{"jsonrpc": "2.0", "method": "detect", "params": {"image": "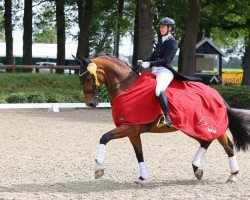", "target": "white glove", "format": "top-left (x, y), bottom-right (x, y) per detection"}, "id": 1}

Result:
top-left (137, 60), bottom-right (143, 67)
top-left (142, 62), bottom-right (150, 68)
